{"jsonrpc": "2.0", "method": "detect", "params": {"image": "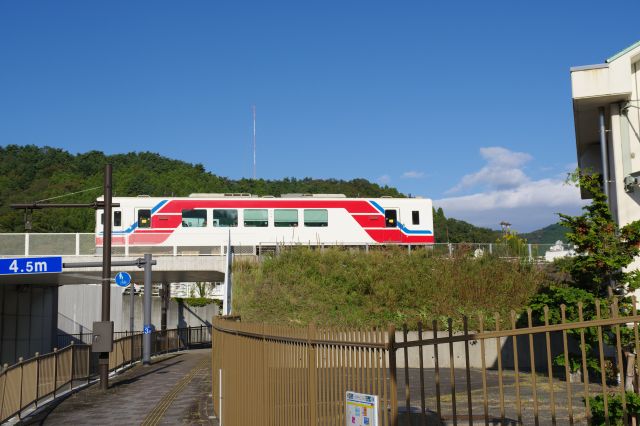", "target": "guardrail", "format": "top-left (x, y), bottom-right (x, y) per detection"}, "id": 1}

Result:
top-left (0, 325), bottom-right (211, 423)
